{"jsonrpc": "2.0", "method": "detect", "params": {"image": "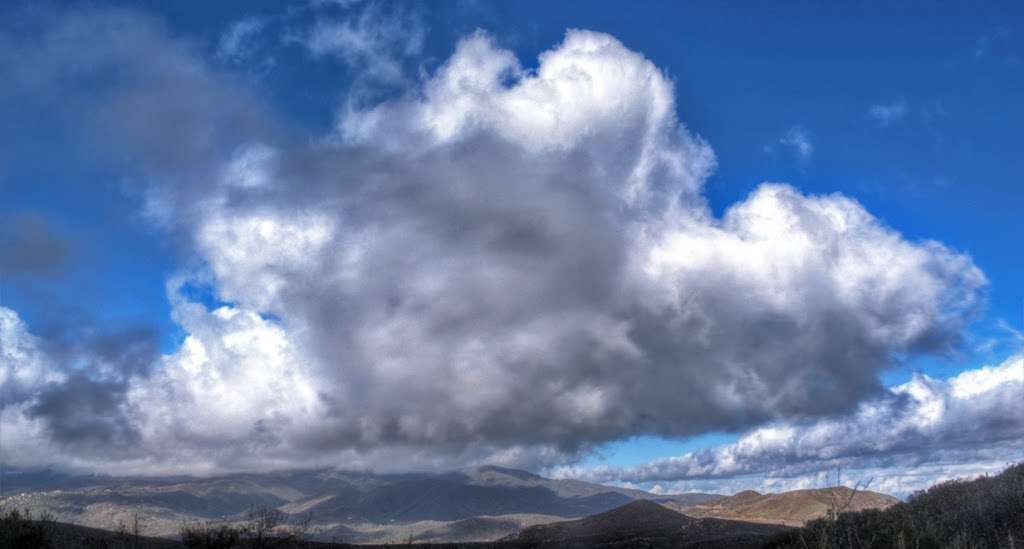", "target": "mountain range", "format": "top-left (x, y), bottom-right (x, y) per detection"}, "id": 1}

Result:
top-left (0, 466), bottom-right (716, 543)
top-left (0, 466), bottom-right (893, 544)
